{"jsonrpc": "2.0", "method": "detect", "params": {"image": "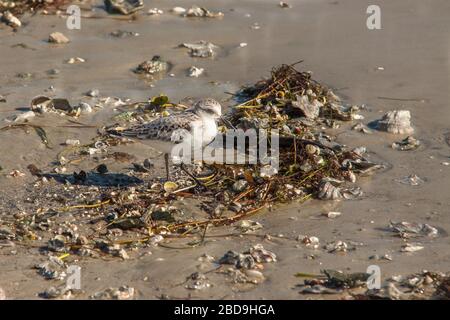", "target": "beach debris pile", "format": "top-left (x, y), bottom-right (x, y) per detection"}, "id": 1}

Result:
top-left (296, 269), bottom-right (450, 299)
top-left (0, 64), bottom-right (385, 267)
